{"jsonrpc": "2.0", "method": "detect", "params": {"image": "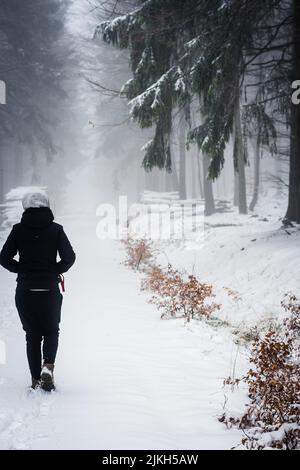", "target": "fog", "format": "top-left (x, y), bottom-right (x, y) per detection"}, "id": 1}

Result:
top-left (0, 0), bottom-right (298, 452)
top-left (0, 0), bottom-right (289, 221)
